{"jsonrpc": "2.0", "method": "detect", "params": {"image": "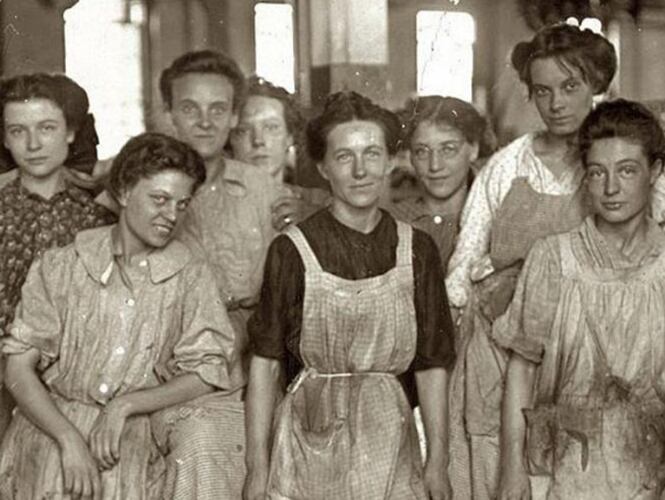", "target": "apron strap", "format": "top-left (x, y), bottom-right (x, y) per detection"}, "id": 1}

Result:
top-left (395, 220), bottom-right (413, 269)
top-left (285, 226), bottom-right (323, 274)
